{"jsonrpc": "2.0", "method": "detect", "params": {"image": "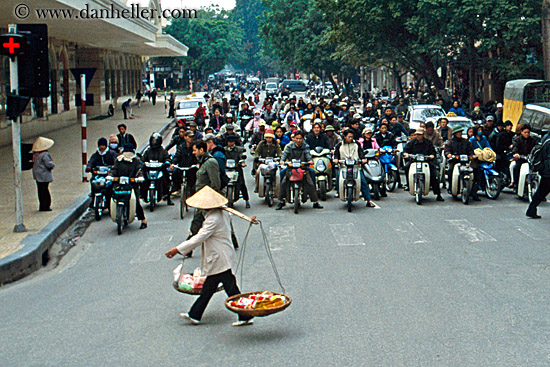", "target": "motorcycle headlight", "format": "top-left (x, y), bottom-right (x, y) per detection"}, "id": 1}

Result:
top-left (316, 160), bottom-right (326, 172)
top-left (226, 160), bottom-right (236, 169)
